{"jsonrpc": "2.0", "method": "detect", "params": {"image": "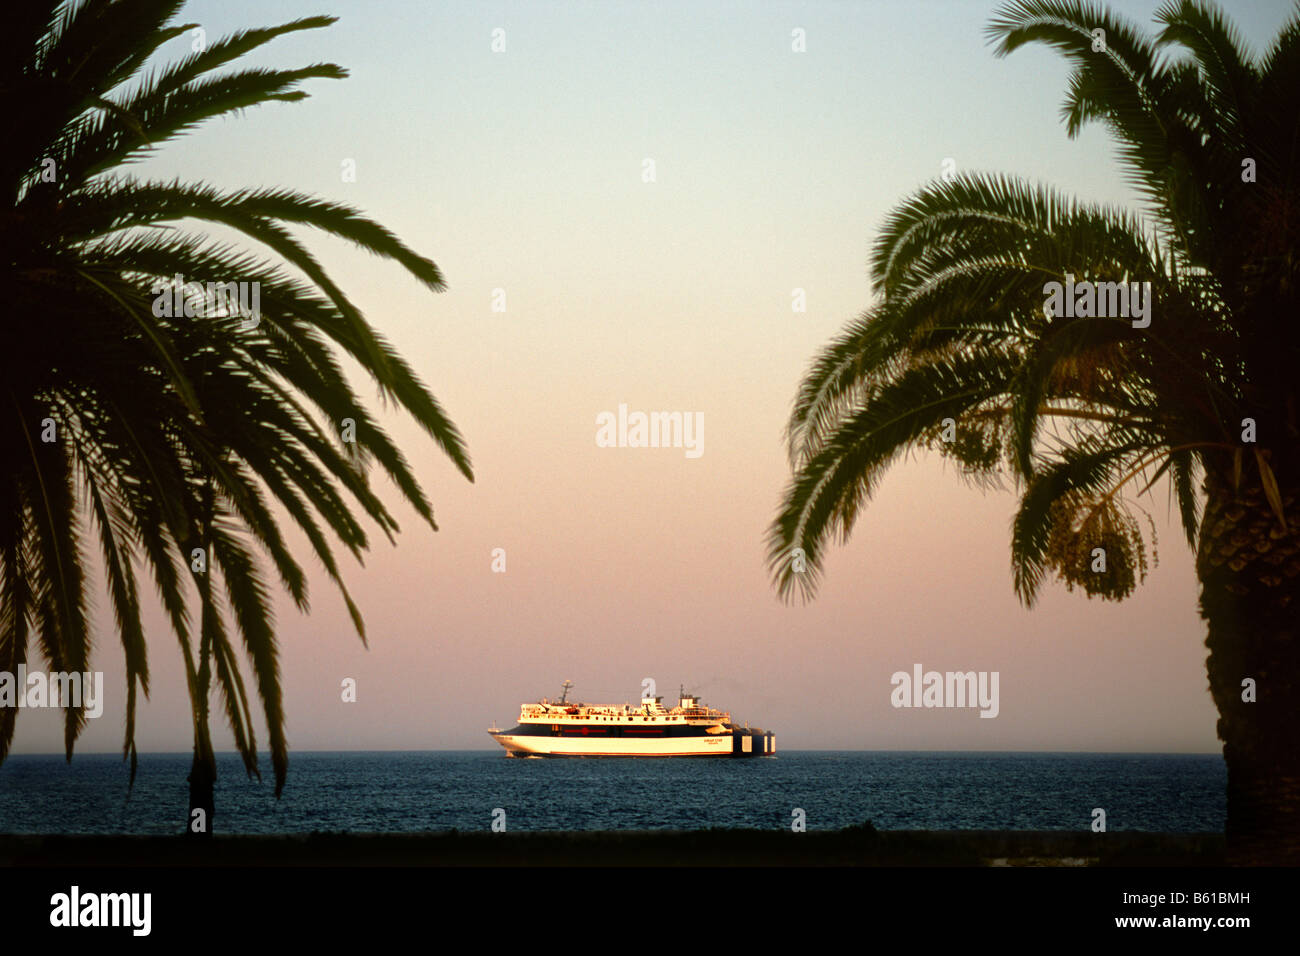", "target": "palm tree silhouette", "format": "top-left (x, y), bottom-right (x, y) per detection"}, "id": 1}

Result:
top-left (1, 5), bottom-right (472, 835)
top-left (771, 0), bottom-right (1299, 864)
